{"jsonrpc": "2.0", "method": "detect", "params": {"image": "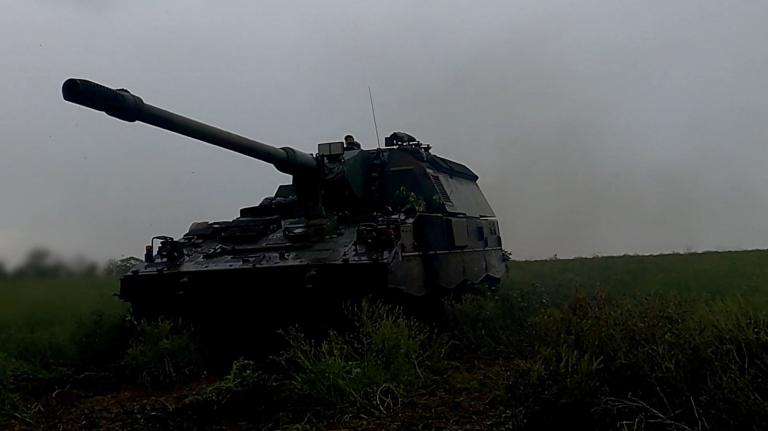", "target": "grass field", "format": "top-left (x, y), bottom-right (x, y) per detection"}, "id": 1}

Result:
top-left (1, 251), bottom-right (767, 429)
top-left (508, 250), bottom-right (768, 299)
top-left (0, 277), bottom-right (126, 366)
